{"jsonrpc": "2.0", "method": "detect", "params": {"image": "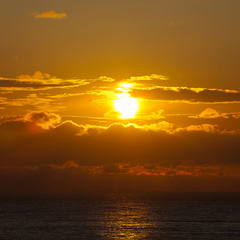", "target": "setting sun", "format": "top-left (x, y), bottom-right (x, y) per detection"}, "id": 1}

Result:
top-left (114, 93), bottom-right (139, 118)
top-left (2, 0), bottom-right (240, 221)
